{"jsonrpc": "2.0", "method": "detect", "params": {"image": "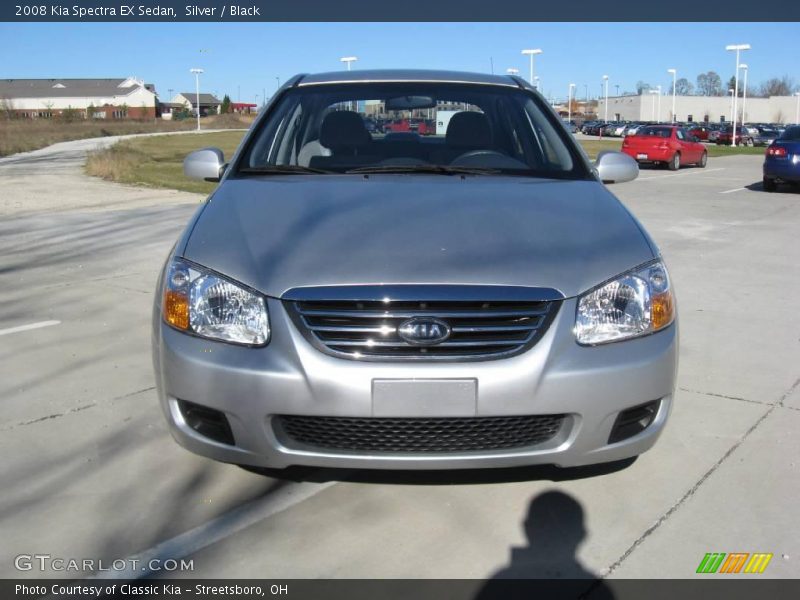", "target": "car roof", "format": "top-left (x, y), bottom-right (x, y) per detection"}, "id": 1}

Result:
top-left (297, 69), bottom-right (521, 88)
